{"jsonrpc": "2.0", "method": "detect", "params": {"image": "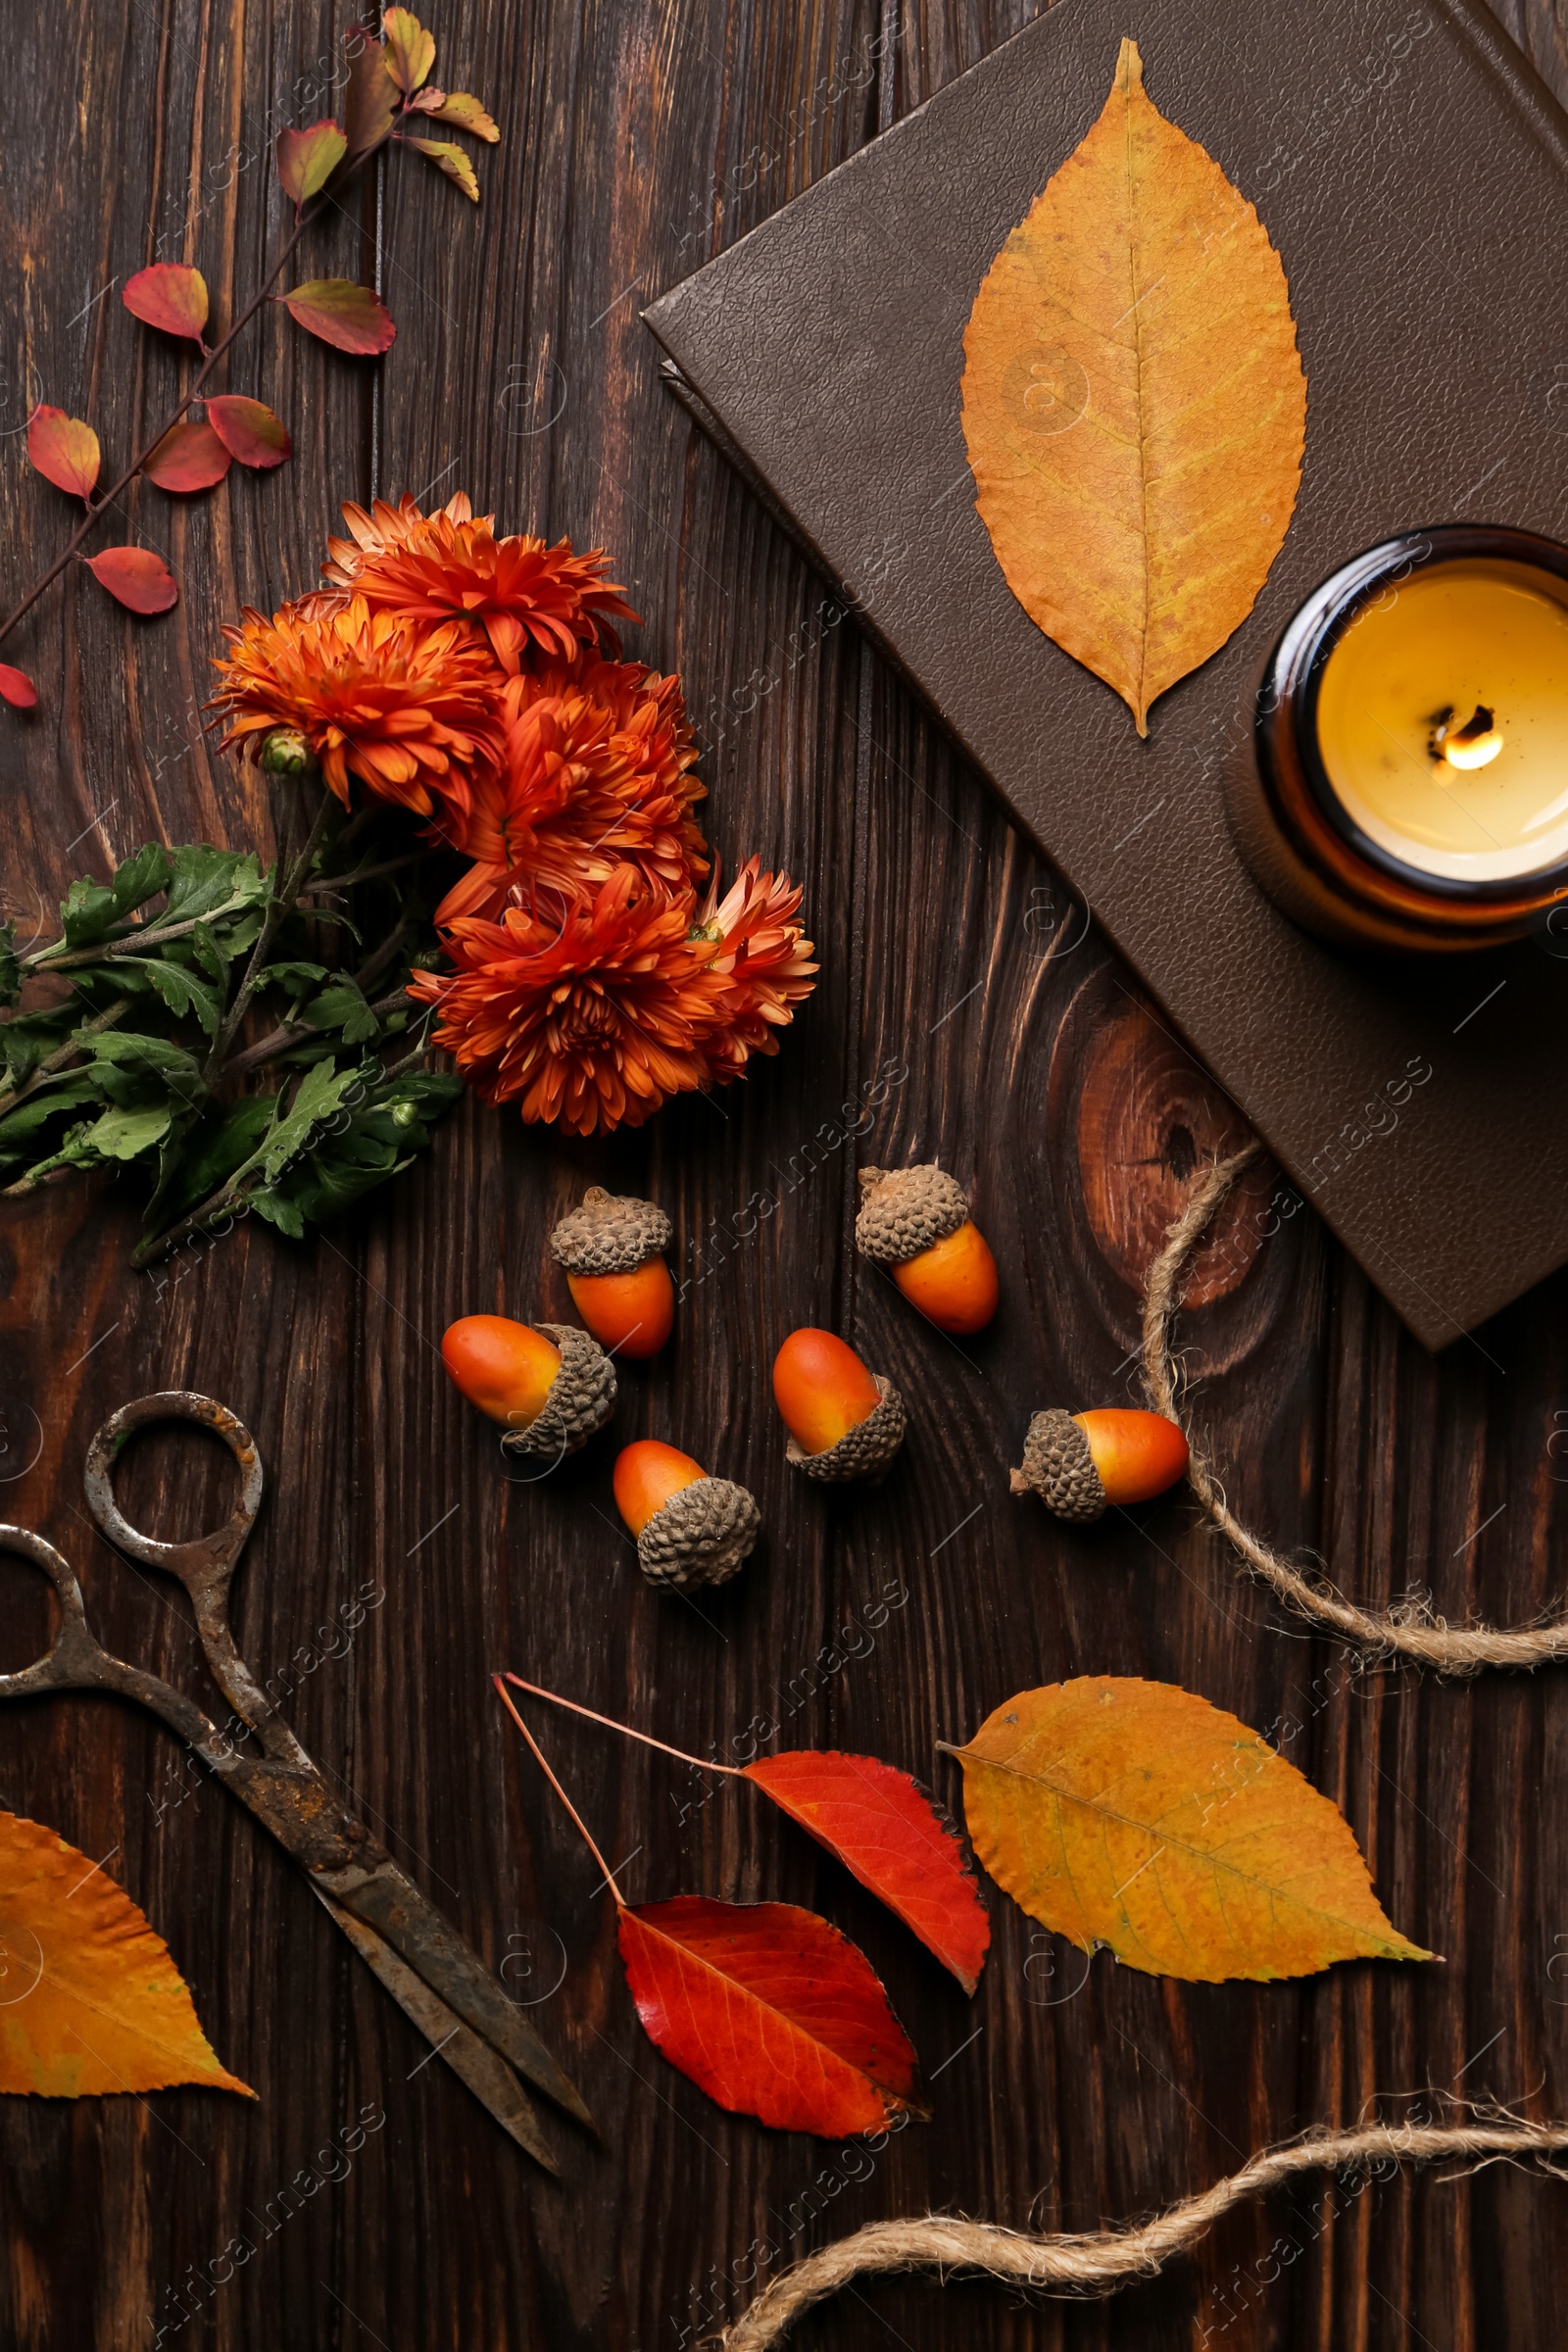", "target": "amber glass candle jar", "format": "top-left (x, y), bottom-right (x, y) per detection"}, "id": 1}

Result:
top-left (1225, 525), bottom-right (1568, 953)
